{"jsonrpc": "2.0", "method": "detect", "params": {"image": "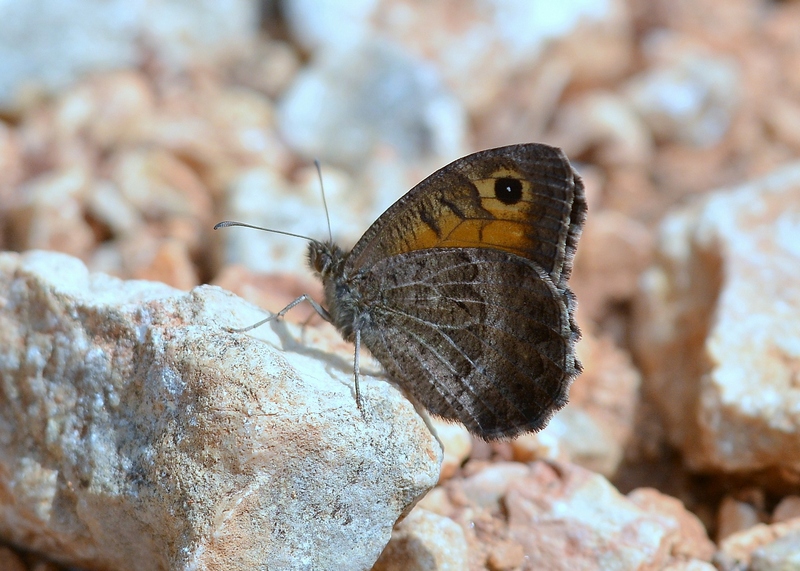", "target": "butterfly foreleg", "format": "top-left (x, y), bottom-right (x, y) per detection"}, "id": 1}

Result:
top-left (229, 294), bottom-right (332, 333)
top-left (353, 328), bottom-right (365, 415)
